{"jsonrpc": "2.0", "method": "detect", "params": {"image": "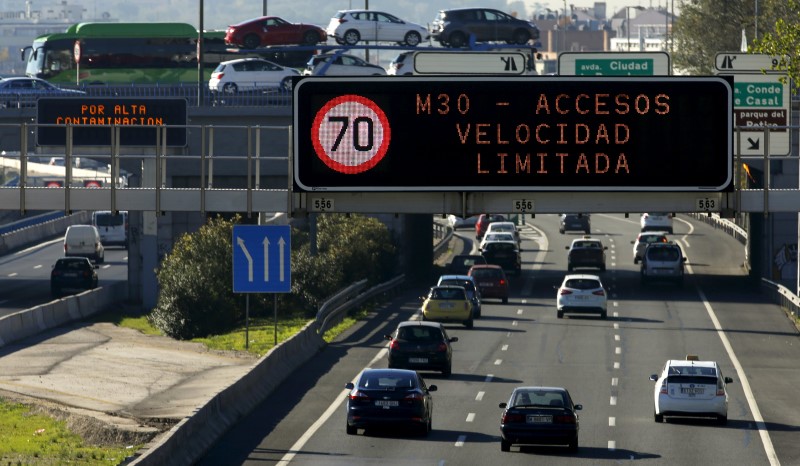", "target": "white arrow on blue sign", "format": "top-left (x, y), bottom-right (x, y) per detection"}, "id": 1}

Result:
top-left (232, 225), bottom-right (291, 293)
